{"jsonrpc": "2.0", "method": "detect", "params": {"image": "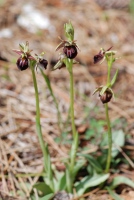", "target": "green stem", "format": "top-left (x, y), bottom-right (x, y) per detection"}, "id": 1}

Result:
top-left (30, 63), bottom-right (54, 191)
top-left (66, 59), bottom-right (78, 192)
top-left (107, 54), bottom-right (113, 85)
top-left (64, 106), bottom-right (71, 131)
top-left (30, 64), bottom-right (46, 160)
top-left (105, 54), bottom-right (114, 173)
top-left (69, 63), bottom-right (76, 139)
top-left (107, 67), bottom-right (111, 85)
top-left (105, 103), bottom-right (112, 173)
top-left (40, 69), bottom-right (62, 133)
